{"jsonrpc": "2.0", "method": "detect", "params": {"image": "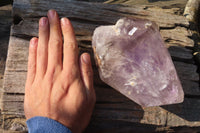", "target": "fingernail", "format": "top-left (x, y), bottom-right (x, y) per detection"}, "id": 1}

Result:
top-left (40, 17), bottom-right (47, 26)
top-left (48, 10), bottom-right (56, 19)
top-left (61, 18), bottom-right (69, 26)
top-left (82, 53), bottom-right (90, 65)
top-left (30, 38), bottom-right (38, 47)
